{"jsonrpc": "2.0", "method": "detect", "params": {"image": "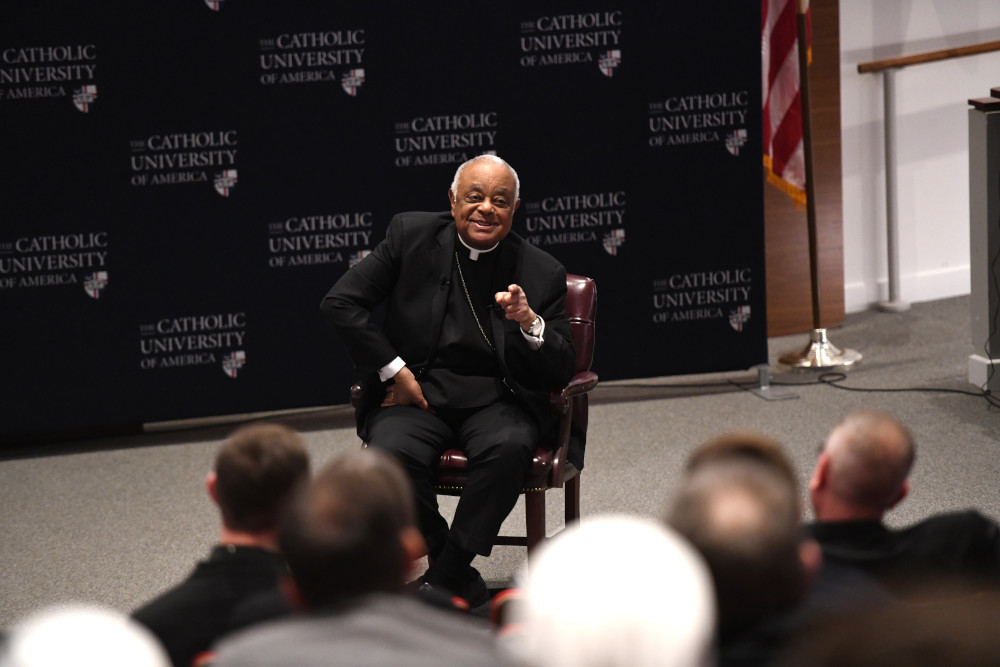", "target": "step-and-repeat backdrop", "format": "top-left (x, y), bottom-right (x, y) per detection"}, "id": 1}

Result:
top-left (2, 2), bottom-right (765, 440)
